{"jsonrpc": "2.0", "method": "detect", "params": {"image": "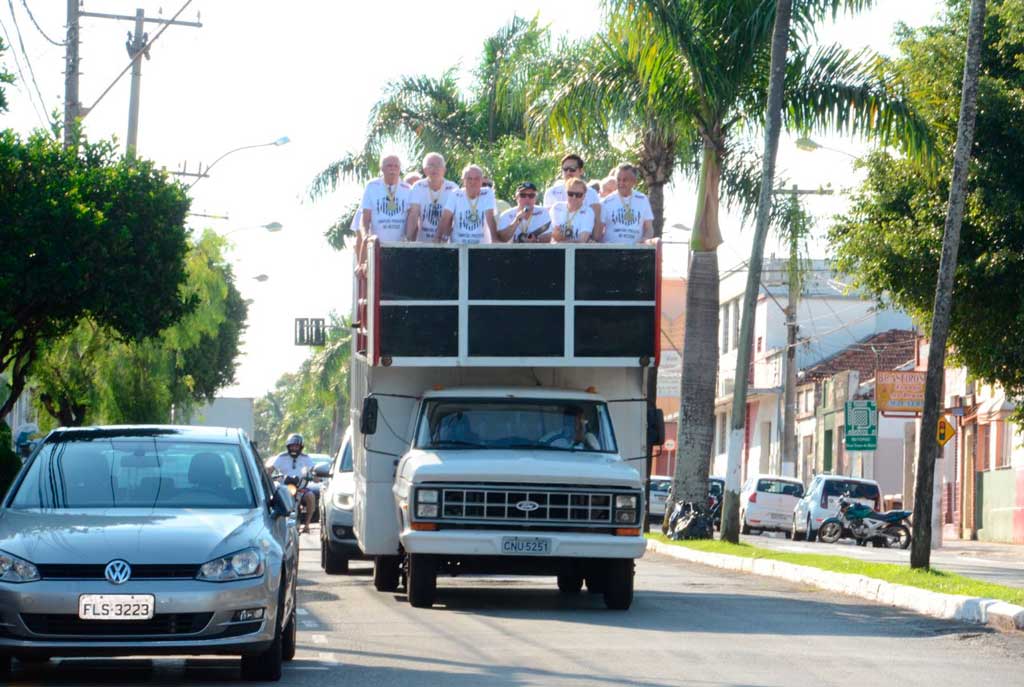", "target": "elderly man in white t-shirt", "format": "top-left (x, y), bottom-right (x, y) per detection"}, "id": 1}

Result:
top-left (405, 152), bottom-right (459, 242)
top-left (599, 163), bottom-right (655, 244)
top-left (438, 165), bottom-right (498, 244)
top-left (358, 155), bottom-right (412, 264)
top-left (544, 153), bottom-right (603, 240)
top-left (496, 182), bottom-right (551, 243)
